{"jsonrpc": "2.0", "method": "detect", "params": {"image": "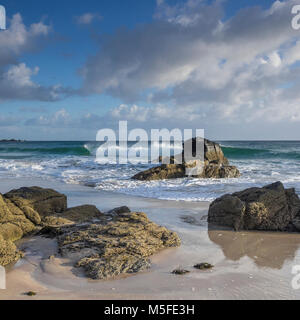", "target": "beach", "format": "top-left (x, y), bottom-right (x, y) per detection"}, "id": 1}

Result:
top-left (2, 0), bottom-right (300, 303)
top-left (1, 177), bottom-right (300, 300)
